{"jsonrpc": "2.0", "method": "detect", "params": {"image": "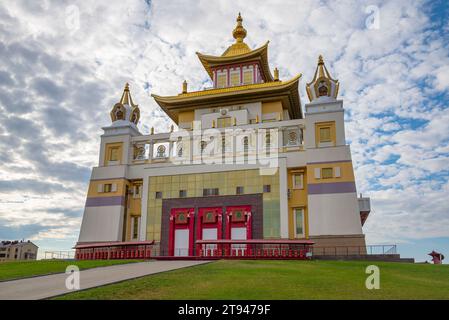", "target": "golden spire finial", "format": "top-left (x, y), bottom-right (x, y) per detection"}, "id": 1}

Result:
top-left (232, 12), bottom-right (247, 43)
top-left (317, 55), bottom-right (326, 78)
top-left (318, 55), bottom-right (324, 65)
top-left (120, 82), bottom-right (135, 106)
